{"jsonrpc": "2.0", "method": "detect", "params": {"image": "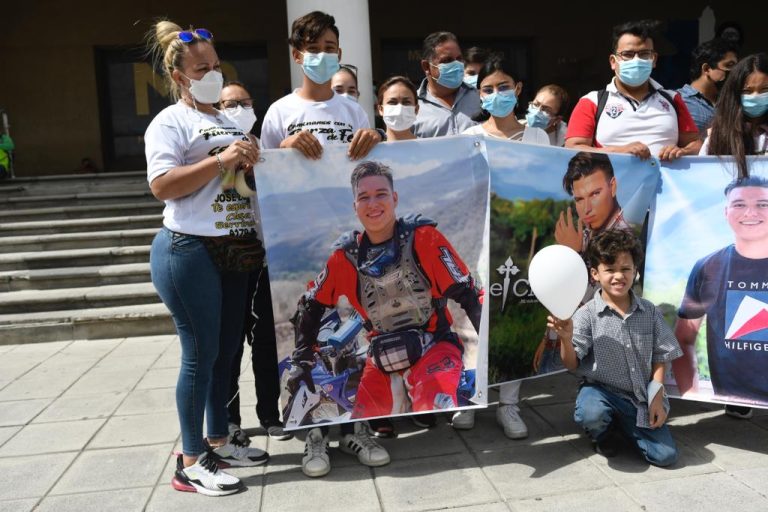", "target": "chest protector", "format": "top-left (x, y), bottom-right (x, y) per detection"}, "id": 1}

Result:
top-left (335, 214), bottom-right (436, 333)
